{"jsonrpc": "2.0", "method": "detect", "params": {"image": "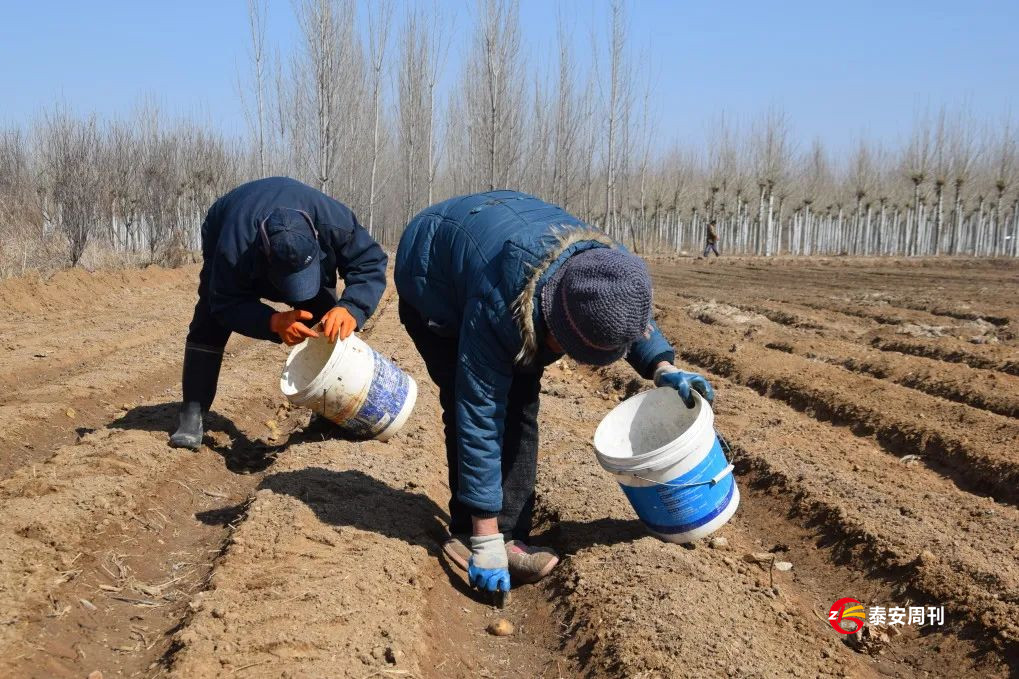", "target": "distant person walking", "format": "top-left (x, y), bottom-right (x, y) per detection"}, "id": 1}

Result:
top-left (703, 220), bottom-right (721, 257)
